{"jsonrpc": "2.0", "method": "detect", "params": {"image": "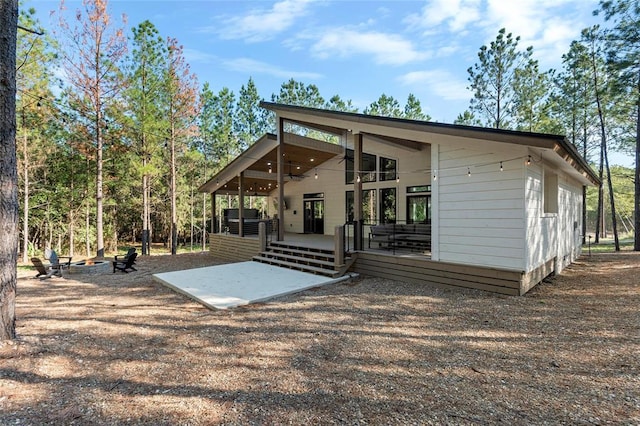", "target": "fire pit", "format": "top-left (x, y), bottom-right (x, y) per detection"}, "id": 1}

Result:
top-left (68, 260), bottom-right (111, 275)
